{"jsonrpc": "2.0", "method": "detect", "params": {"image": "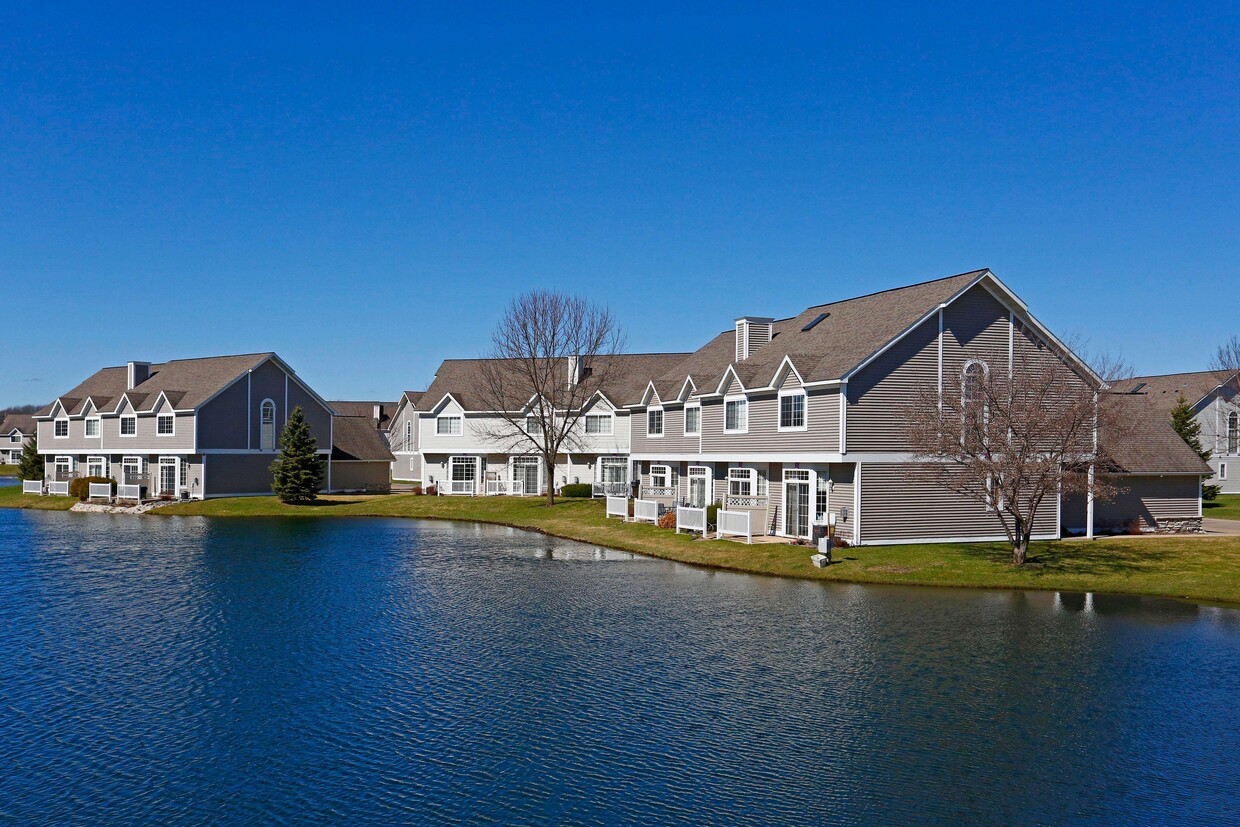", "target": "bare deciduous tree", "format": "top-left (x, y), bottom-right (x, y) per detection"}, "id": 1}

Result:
top-left (475, 291), bottom-right (626, 505)
top-left (1211, 335), bottom-right (1240, 377)
top-left (902, 331), bottom-right (1131, 564)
